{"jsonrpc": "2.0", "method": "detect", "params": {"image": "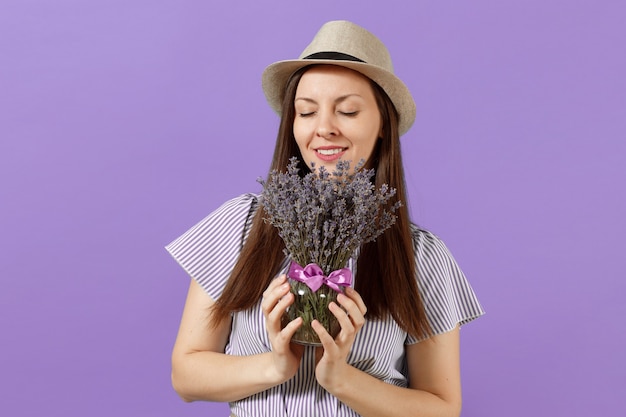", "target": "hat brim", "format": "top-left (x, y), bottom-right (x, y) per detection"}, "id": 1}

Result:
top-left (262, 59), bottom-right (416, 136)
